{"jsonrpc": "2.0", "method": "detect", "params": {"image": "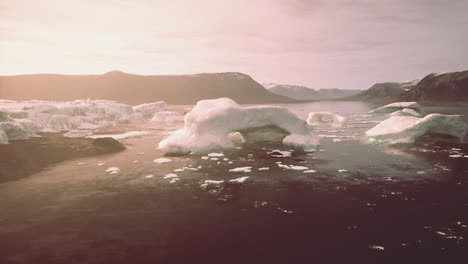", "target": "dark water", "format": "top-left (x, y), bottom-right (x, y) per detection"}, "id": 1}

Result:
top-left (1, 102), bottom-right (468, 264)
